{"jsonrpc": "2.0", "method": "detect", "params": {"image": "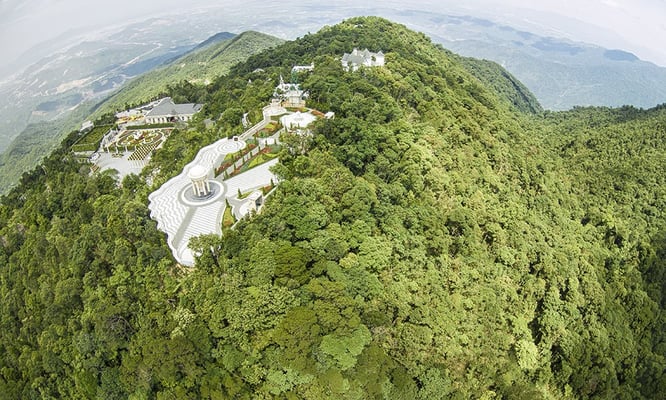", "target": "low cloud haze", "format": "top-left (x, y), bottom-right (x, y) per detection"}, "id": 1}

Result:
top-left (1, 0), bottom-right (665, 74)
top-left (0, 0), bottom-right (242, 65)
